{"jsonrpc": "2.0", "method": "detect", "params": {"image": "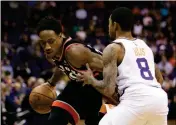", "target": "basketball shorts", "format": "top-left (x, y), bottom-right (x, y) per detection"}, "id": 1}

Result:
top-left (52, 81), bottom-right (102, 124)
top-left (99, 85), bottom-right (168, 125)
